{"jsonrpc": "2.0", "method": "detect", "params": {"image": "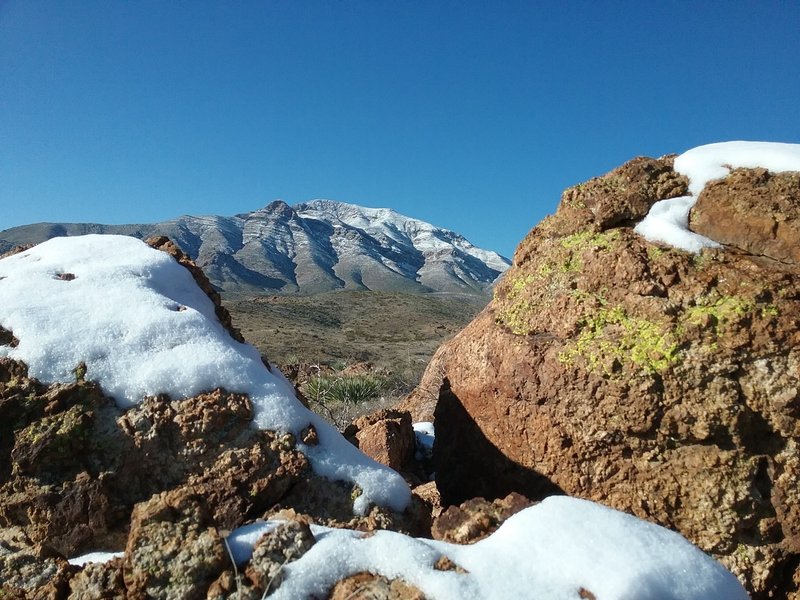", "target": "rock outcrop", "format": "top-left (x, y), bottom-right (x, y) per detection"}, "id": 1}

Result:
top-left (0, 240), bottom-right (419, 598)
top-left (406, 156), bottom-right (800, 597)
top-left (0, 363), bottom-right (307, 561)
top-left (431, 492), bottom-right (531, 545)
